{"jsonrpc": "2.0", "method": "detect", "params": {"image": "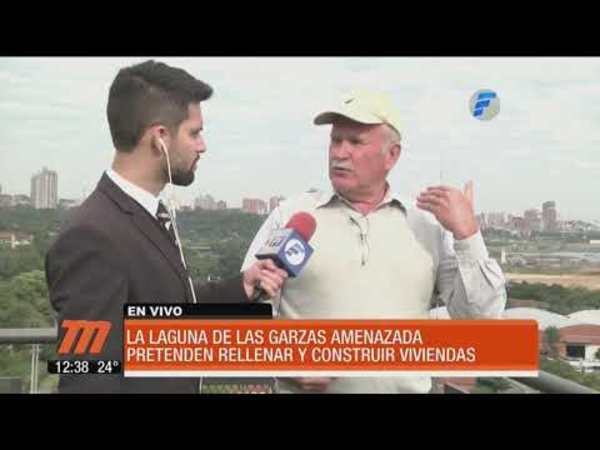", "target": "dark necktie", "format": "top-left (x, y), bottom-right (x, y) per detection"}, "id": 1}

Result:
top-left (156, 201), bottom-right (178, 246)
